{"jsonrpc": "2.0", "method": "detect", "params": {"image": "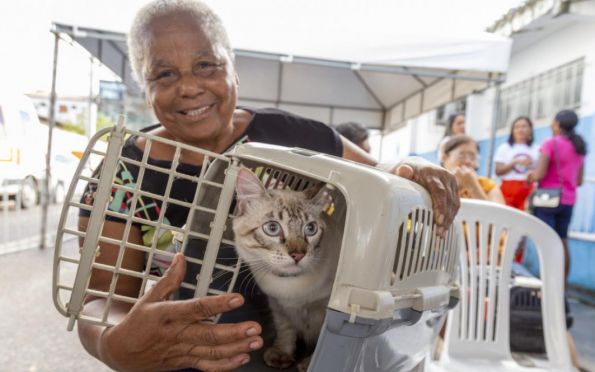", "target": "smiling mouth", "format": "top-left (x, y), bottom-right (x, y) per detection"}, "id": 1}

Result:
top-left (179, 104), bottom-right (214, 117)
